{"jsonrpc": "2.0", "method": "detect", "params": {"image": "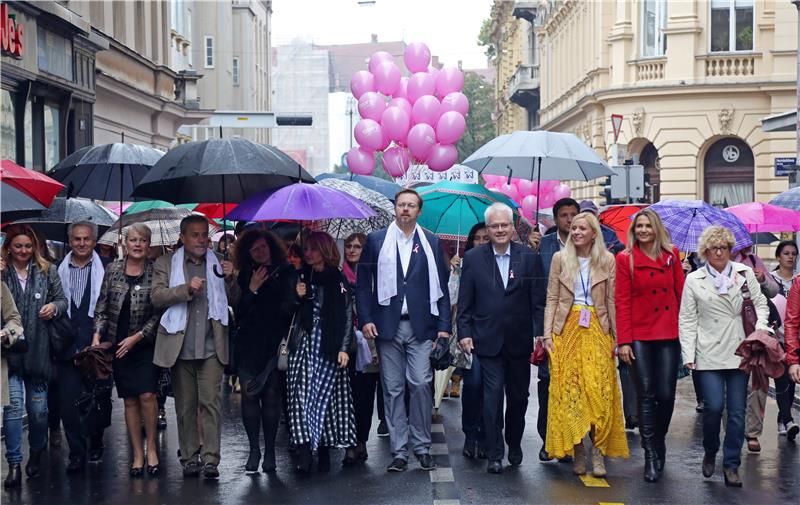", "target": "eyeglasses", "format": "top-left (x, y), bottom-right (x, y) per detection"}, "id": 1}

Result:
top-left (396, 202), bottom-right (418, 209)
top-left (487, 223), bottom-right (512, 230)
top-left (708, 246), bottom-right (730, 253)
